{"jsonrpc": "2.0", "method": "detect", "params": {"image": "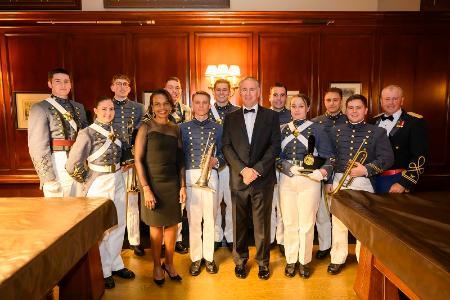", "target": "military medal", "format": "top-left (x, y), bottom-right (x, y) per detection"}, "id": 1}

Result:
top-left (304, 154), bottom-right (315, 166)
top-left (293, 129), bottom-right (299, 137)
top-left (108, 133), bottom-right (117, 142)
top-left (63, 112), bottom-right (73, 121)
